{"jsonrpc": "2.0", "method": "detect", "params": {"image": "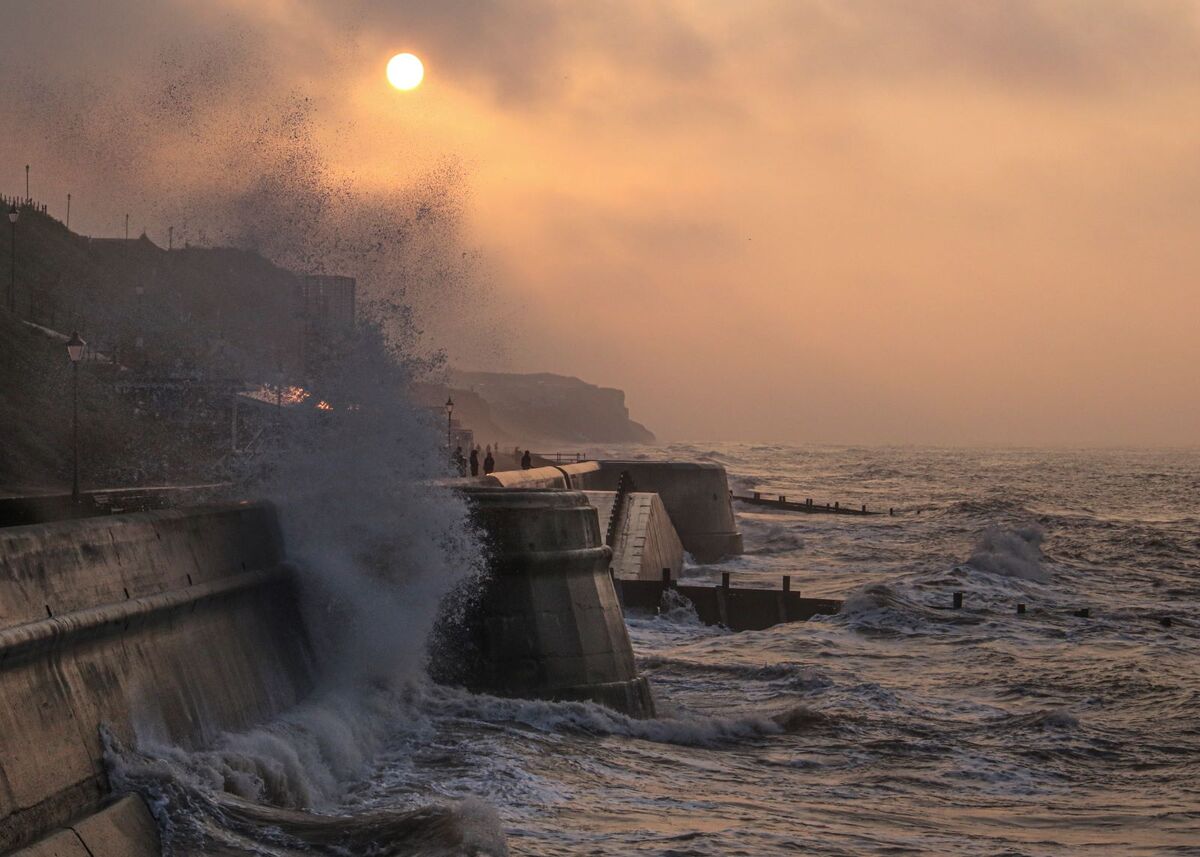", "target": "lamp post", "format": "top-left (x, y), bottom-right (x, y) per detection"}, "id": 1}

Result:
top-left (445, 396), bottom-right (454, 452)
top-left (7, 204), bottom-right (17, 313)
top-left (66, 332), bottom-right (86, 503)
